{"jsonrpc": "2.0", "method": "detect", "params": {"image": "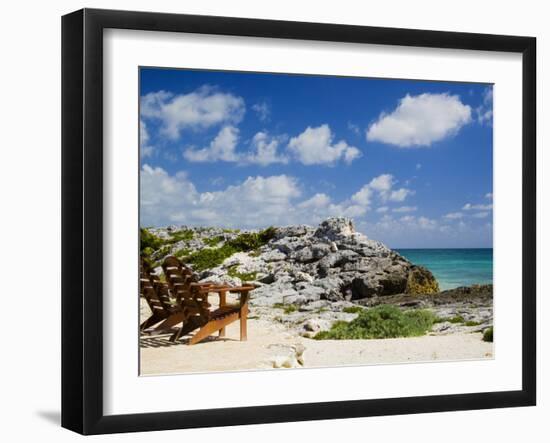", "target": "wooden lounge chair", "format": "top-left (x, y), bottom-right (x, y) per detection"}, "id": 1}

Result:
top-left (162, 256), bottom-right (255, 345)
top-left (139, 258), bottom-right (189, 334)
